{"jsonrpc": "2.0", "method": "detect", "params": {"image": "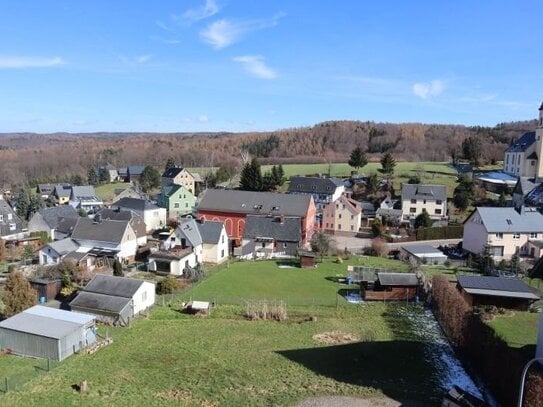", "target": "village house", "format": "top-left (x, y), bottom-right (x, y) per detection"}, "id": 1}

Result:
top-left (157, 184), bottom-right (196, 219)
top-left (52, 184), bottom-right (73, 205)
top-left (503, 103), bottom-right (543, 178)
top-left (70, 275), bottom-right (155, 326)
top-left (0, 195), bottom-right (24, 239)
top-left (240, 215), bottom-right (302, 258)
top-left (111, 197), bottom-right (166, 233)
top-left (463, 206), bottom-right (543, 260)
top-left (69, 186), bottom-right (103, 215)
top-left (38, 238), bottom-right (80, 265)
top-left (401, 184), bottom-right (447, 223)
top-left (322, 193), bottom-right (362, 234)
top-left (197, 189), bottom-right (316, 246)
top-left (161, 166), bottom-right (197, 194)
top-left (36, 184), bottom-right (55, 200)
top-left (117, 165), bottom-right (146, 184)
top-left (98, 163), bottom-right (119, 183)
top-left (28, 205), bottom-right (79, 240)
top-left (95, 208), bottom-right (147, 246)
top-left (287, 176), bottom-right (344, 213)
top-left (111, 186), bottom-right (142, 203)
top-left (54, 217), bottom-right (79, 240)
